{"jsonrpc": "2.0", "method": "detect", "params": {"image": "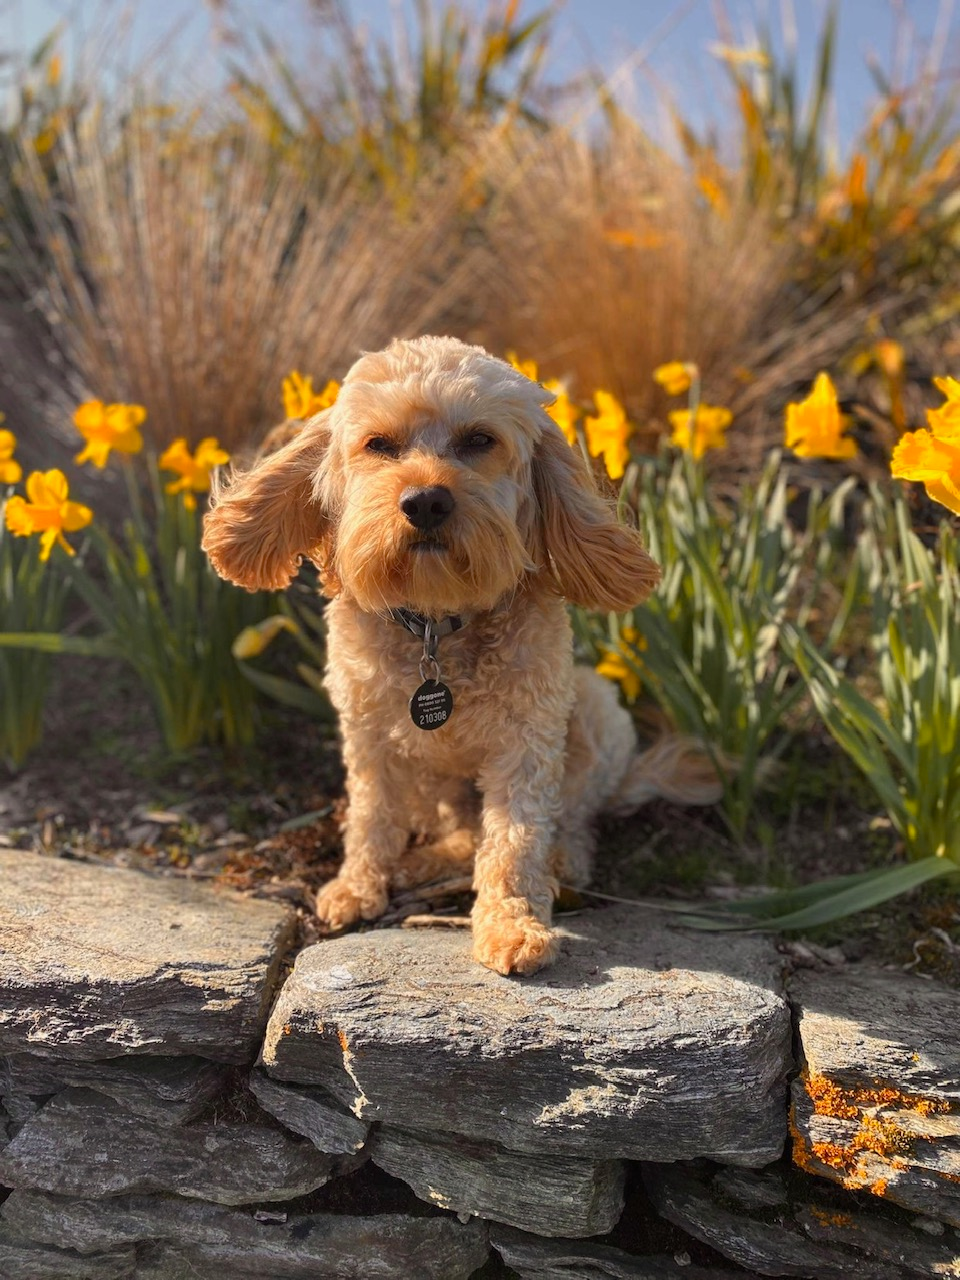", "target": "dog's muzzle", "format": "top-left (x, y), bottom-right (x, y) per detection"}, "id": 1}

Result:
top-left (399, 485), bottom-right (455, 532)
